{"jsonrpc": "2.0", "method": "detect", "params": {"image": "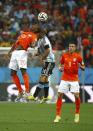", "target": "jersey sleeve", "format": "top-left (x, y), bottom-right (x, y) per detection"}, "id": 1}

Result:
top-left (78, 54), bottom-right (83, 64)
top-left (44, 37), bottom-right (50, 47)
top-left (44, 45), bottom-right (50, 49)
top-left (44, 42), bottom-right (49, 46)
